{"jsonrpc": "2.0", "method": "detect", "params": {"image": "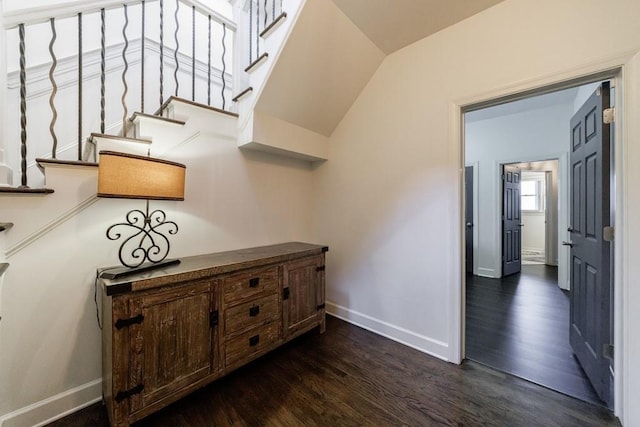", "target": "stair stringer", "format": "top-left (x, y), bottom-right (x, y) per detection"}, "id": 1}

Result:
top-left (233, 0), bottom-right (330, 162)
